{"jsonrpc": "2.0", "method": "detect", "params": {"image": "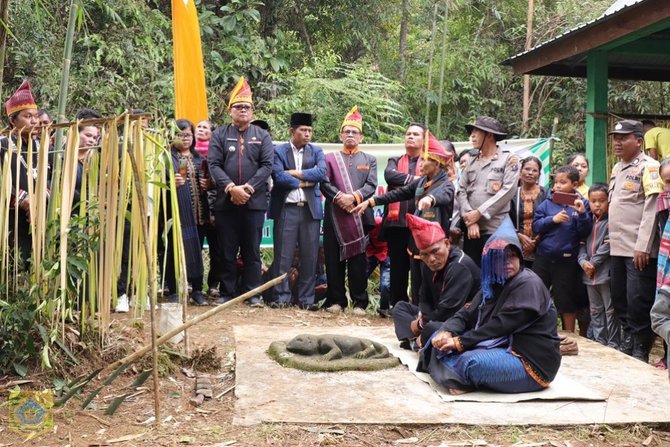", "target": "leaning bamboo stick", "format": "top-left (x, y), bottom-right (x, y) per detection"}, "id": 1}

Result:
top-left (103, 274), bottom-right (286, 374)
top-left (126, 118), bottom-right (161, 425)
